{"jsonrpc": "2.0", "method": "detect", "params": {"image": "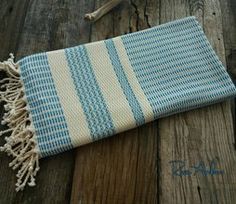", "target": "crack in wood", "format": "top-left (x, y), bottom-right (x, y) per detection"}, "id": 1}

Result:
top-left (130, 0), bottom-right (140, 31)
top-left (197, 185), bottom-right (202, 203)
top-left (144, 0), bottom-right (151, 28)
